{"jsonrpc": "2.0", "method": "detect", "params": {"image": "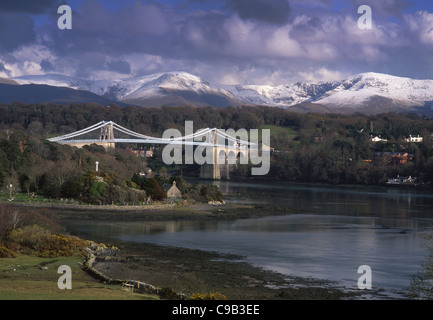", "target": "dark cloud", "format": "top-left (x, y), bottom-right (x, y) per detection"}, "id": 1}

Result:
top-left (0, 0), bottom-right (62, 14)
top-left (225, 0), bottom-right (291, 25)
top-left (40, 59), bottom-right (55, 72)
top-left (180, 11), bottom-right (231, 51)
top-left (106, 59), bottom-right (131, 74)
top-left (350, 0), bottom-right (413, 19)
top-left (289, 16), bottom-right (323, 40)
top-left (0, 12), bottom-right (36, 52)
top-left (1, 0), bottom-right (433, 84)
top-left (41, 1), bottom-right (228, 67)
top-left (73, 53), bottom-right (108, 78)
